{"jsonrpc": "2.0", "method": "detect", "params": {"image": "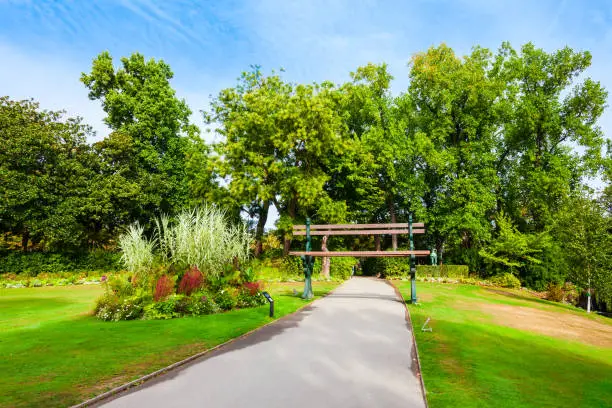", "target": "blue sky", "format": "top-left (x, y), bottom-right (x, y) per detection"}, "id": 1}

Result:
top-left (2, 0), bottom-right (612, 142)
